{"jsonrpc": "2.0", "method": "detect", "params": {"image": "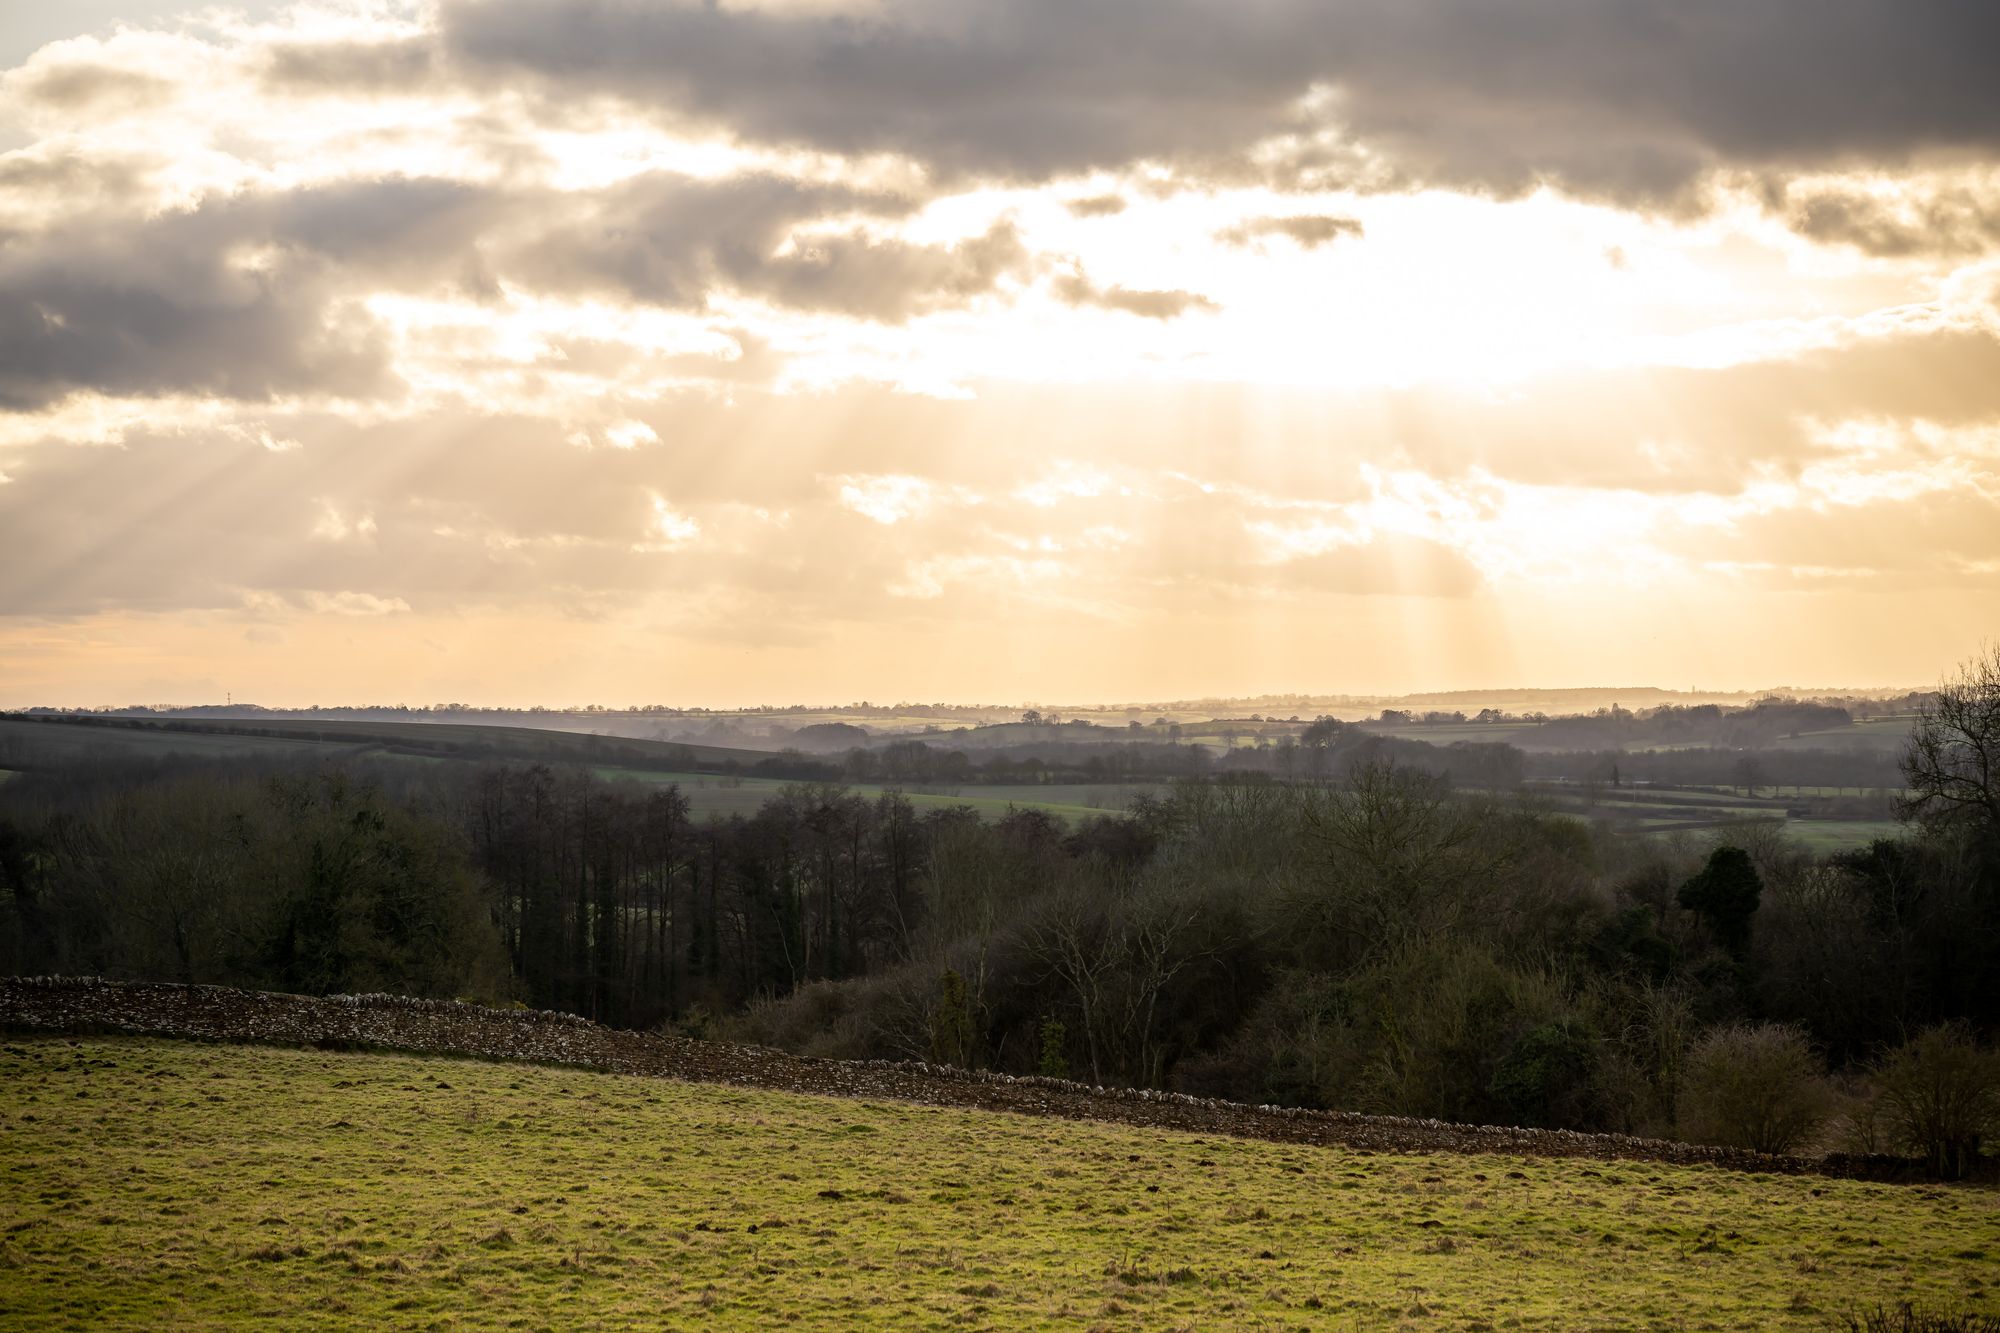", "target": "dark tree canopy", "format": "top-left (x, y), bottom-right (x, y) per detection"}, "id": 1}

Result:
top-left (1677, 845), bottom-right (1763, 957)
